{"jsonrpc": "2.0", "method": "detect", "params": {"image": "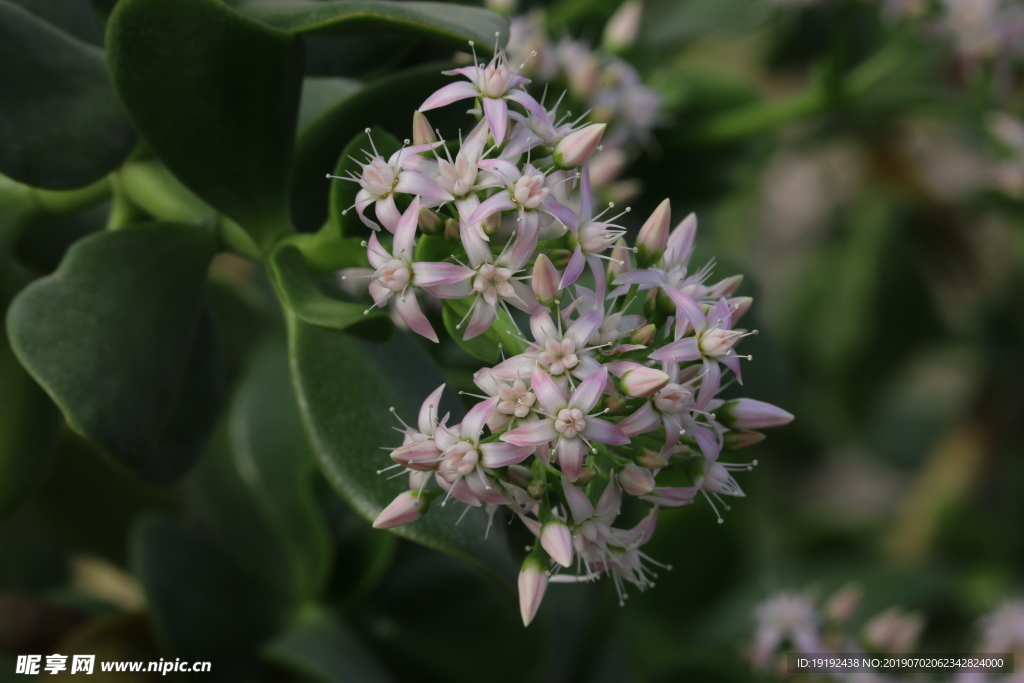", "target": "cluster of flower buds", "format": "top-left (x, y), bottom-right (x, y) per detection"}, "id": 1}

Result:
top-left (335, 40), bottom-right (792, 627)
